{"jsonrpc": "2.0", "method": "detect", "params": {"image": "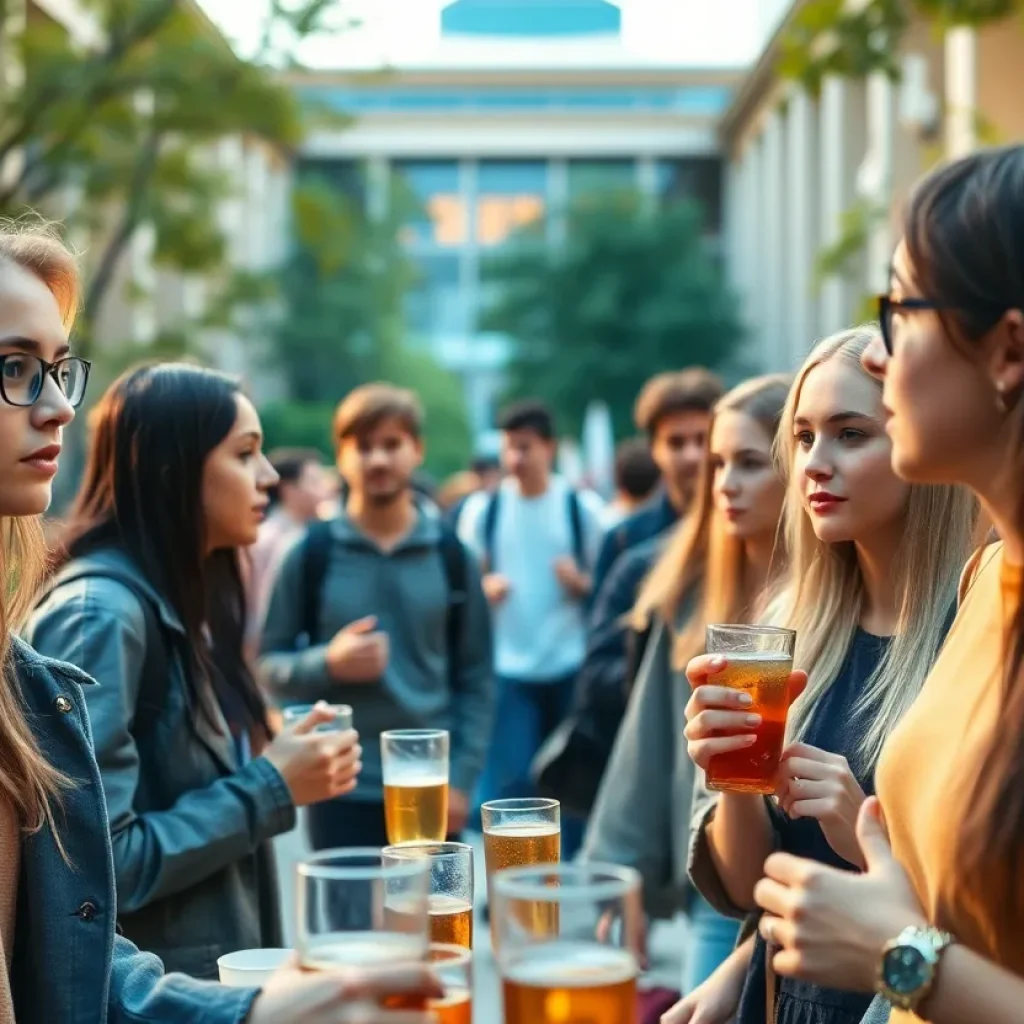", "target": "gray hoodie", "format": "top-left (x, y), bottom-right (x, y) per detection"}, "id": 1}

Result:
top-left (259, 509), bottom-right (494, 798)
